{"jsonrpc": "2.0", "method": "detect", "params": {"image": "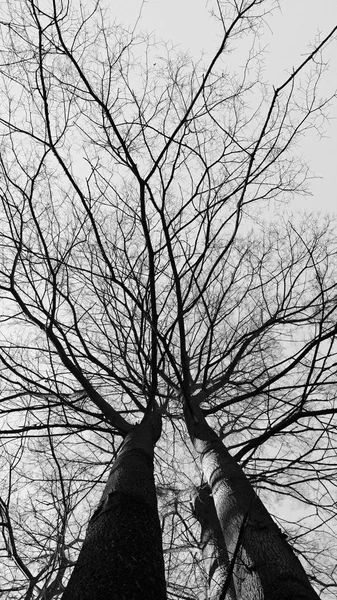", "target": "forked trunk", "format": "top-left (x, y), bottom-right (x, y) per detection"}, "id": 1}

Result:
top-left (62, 411), bottom-right (166, 600)
top-left (185, 404), bottom-right (319, 600)
top-left (193, 483), bottom-right (237, 600)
